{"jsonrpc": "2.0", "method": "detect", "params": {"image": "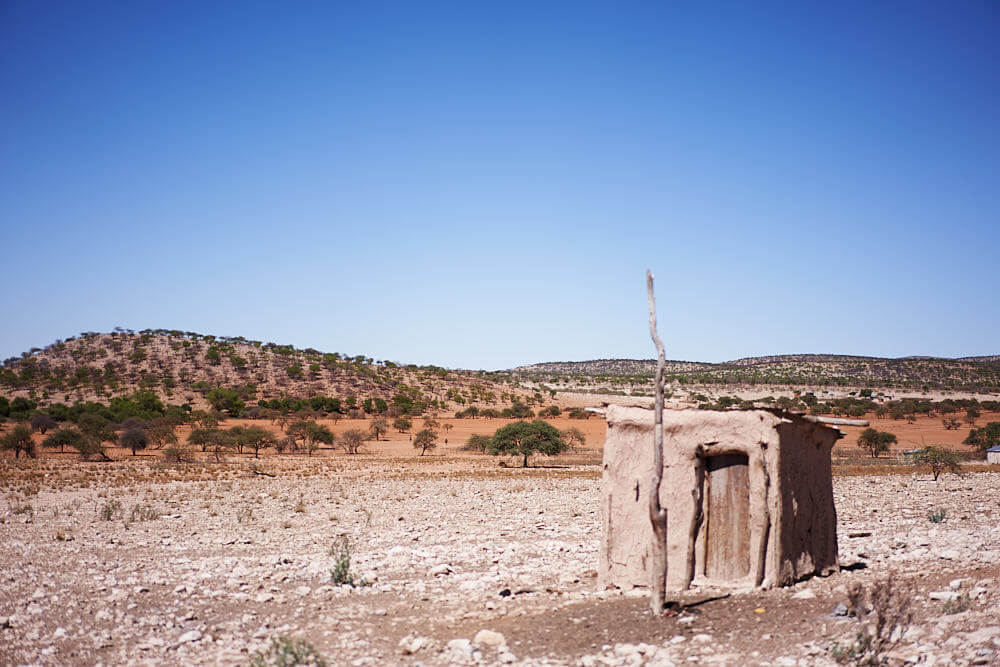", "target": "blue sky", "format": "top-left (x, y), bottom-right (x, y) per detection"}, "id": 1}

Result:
top-left (1, 2), bottom-right (997, 369)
